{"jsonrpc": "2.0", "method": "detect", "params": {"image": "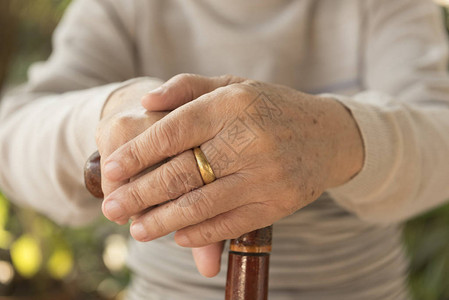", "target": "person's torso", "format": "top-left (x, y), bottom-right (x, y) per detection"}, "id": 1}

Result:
top-left (122, 1), bottom-right (409, 299)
